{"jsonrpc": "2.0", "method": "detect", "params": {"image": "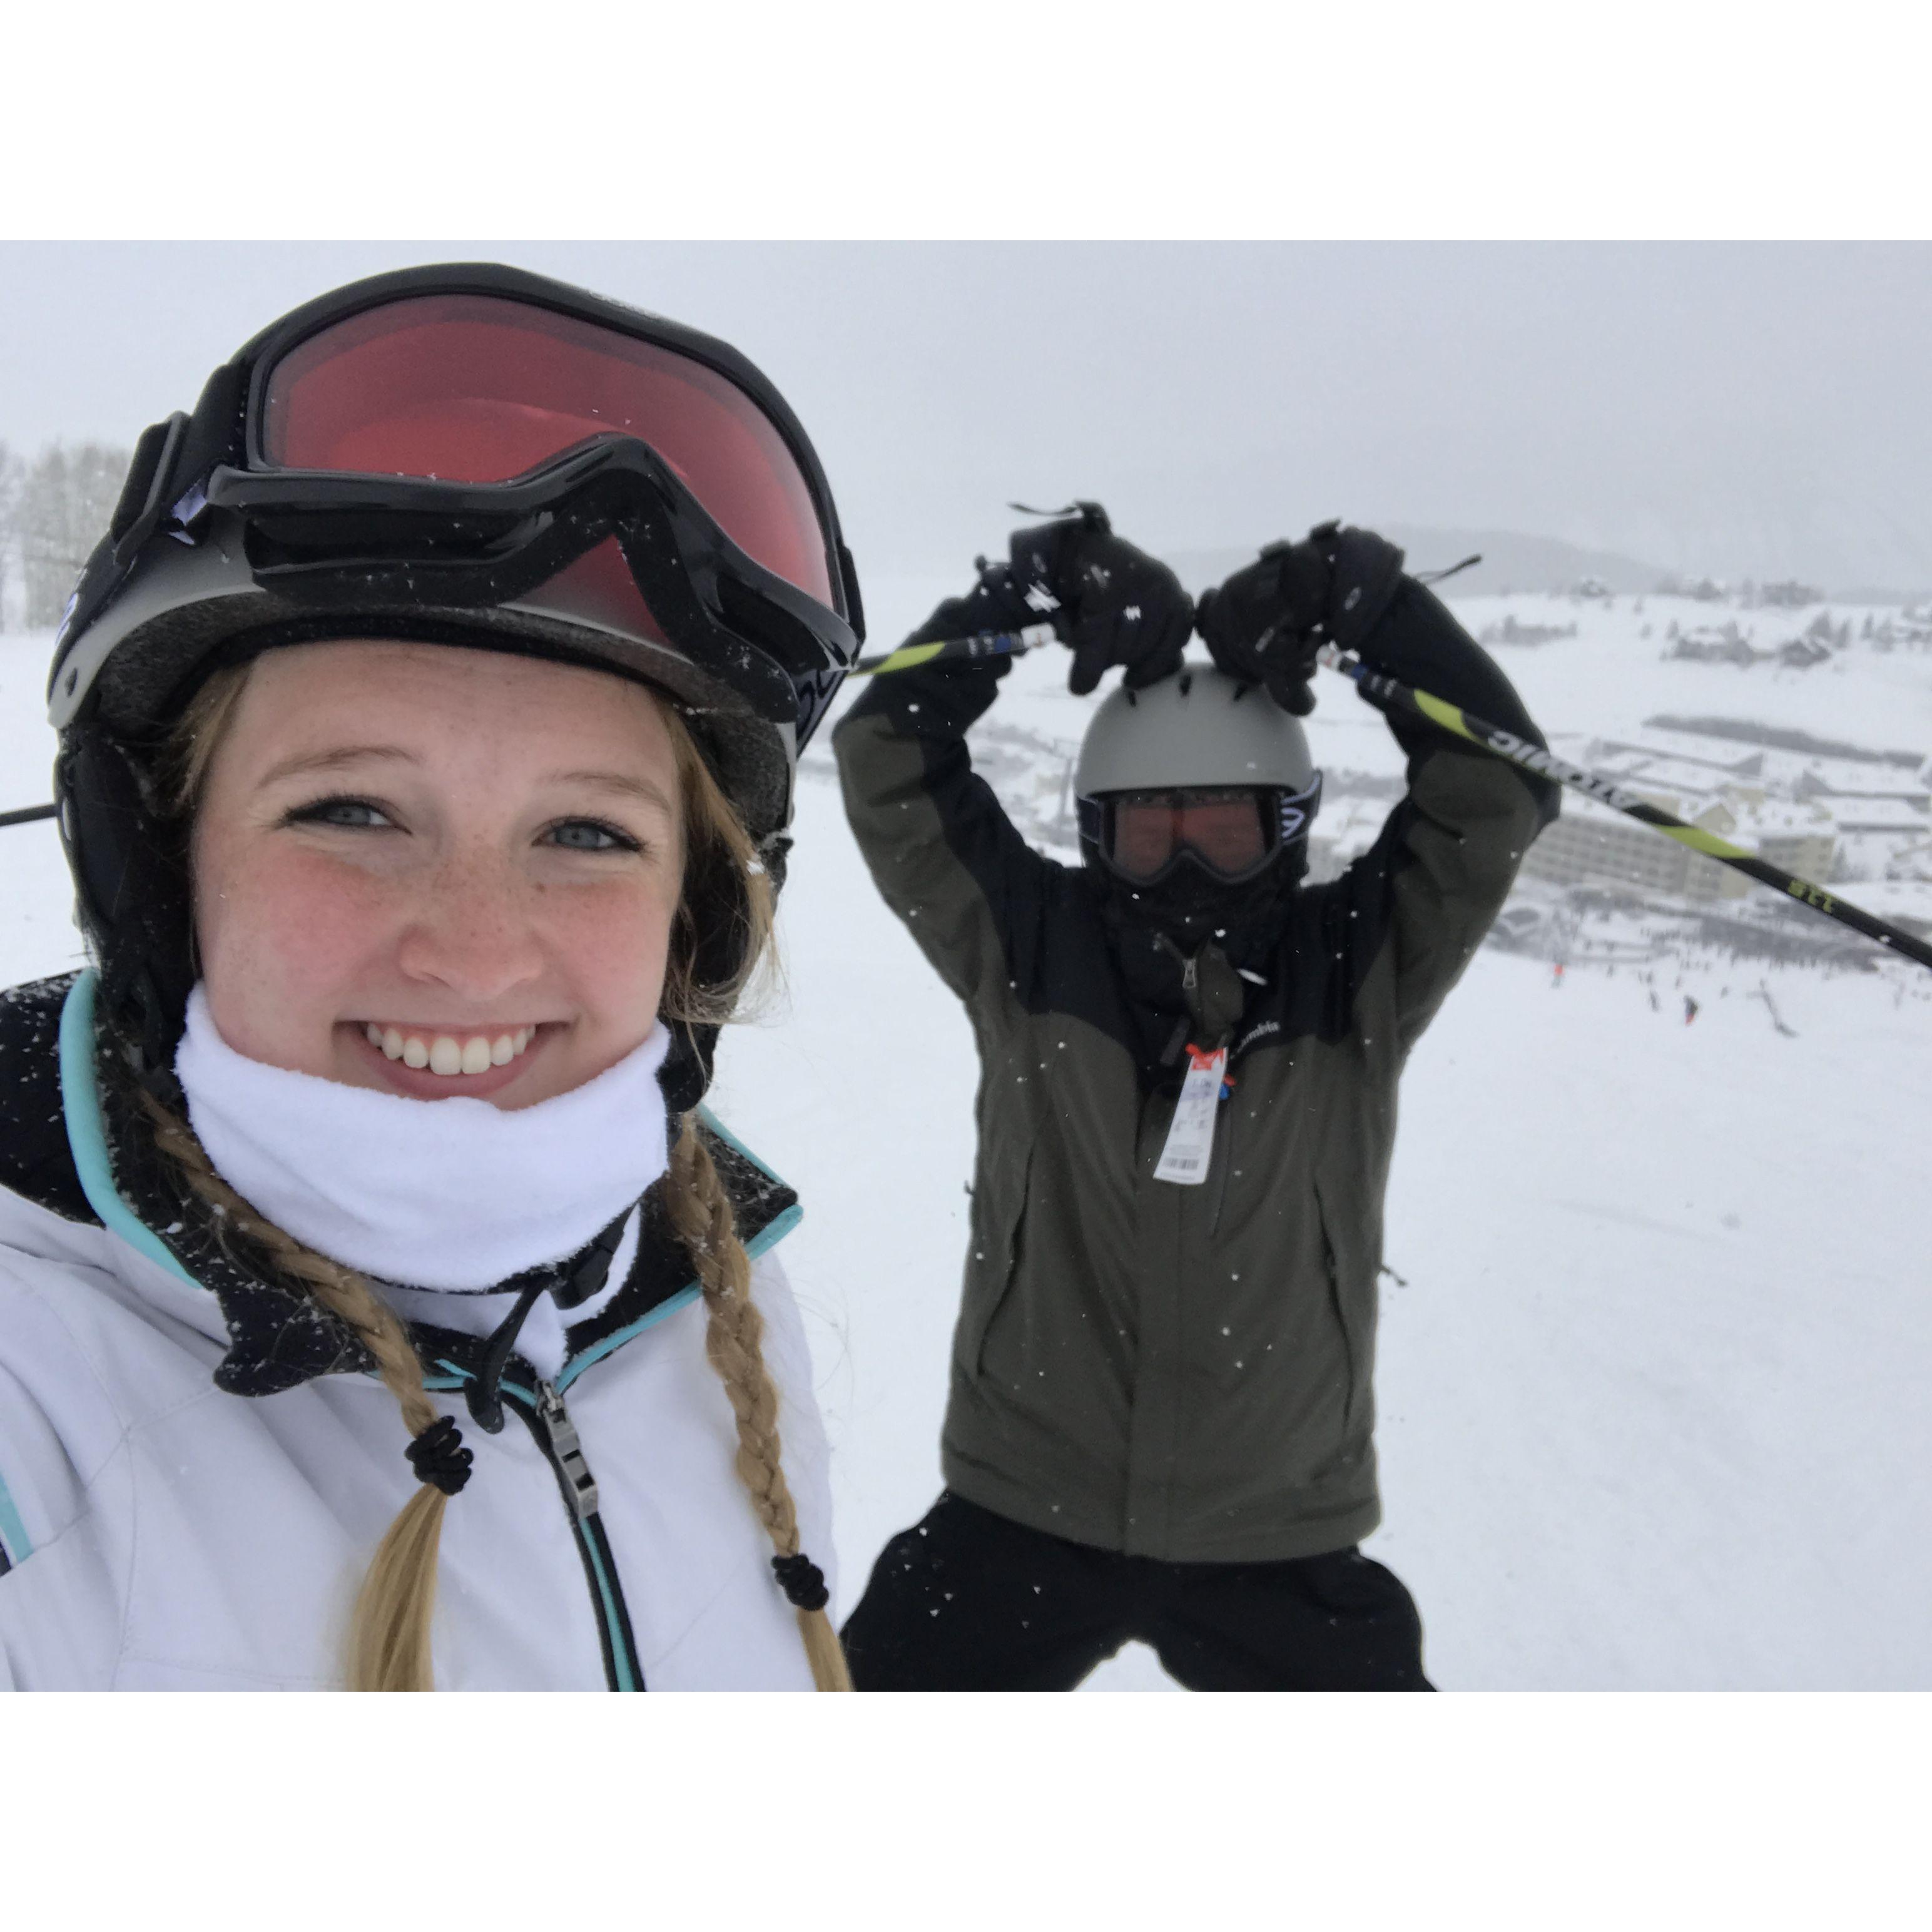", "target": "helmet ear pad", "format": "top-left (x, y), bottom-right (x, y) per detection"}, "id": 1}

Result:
top-left (656, 1019), bottom-right (719, 1118)
top-left (655, 813), bottom-right (786, 1117)
top-left (56, 722), bottom-right (197, 1085)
